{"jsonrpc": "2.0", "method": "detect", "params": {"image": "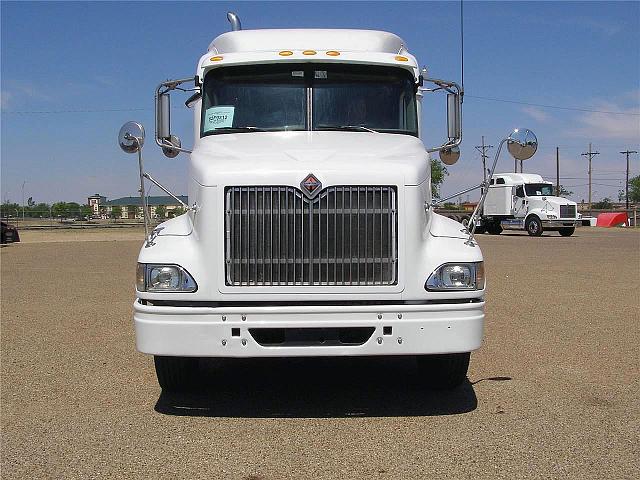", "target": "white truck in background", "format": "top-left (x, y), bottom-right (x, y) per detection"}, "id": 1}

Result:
top-left (478, 173), bottom-right (579, 236)
top-left (118, 12), bottom-right (535, 393)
